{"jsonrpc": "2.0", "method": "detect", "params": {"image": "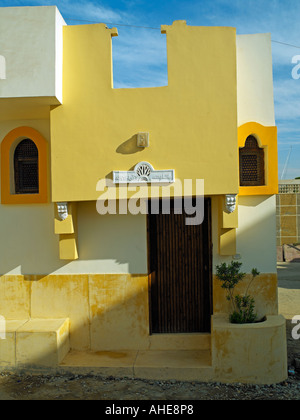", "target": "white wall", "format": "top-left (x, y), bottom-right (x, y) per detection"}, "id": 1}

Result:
top-left (236, 195), bottom-right (277, 273)
top-left (0, 201), bottom-right (148, 275)
top-left (0, 55), bottom-right (6, 80)
top-left (0, 203), bottom-right (60, 275)
top-left (75, 202), bottom-right (148, 274)
top-left (235, 34), bottom-right (277, 273)
top-left (212, 195), bottom-right (277, 274)
top-left (0, 191), bottom-right (275, 275)
top-left (0, 6), bottom-right (65, 102)
top-left (237, 34), bottom-right (275, 127)
top-left (55, 7), bottom-right (66, 103)
top-left (0, 119), bottom-right (147, 276)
